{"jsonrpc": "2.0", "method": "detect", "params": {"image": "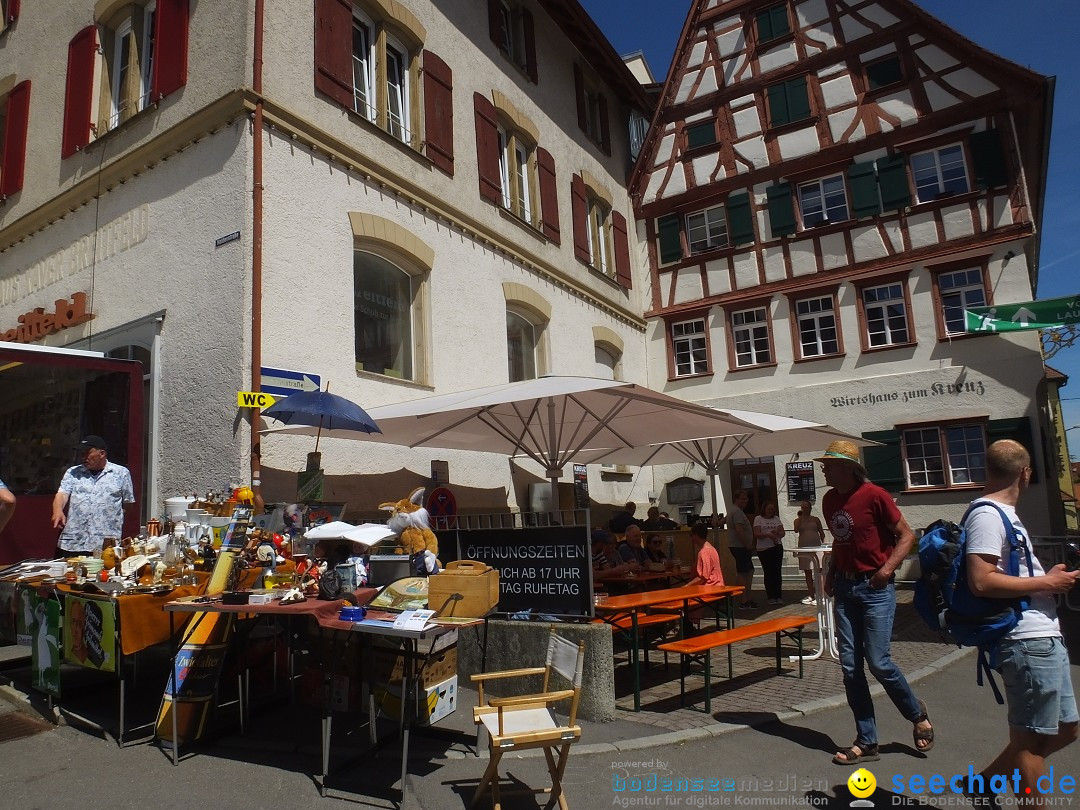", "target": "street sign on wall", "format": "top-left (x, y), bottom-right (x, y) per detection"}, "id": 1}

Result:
top-left (259, 366), bottom-right (321, 398)
top-left (965, 295), bottom-right (1080, 333)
